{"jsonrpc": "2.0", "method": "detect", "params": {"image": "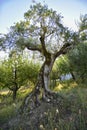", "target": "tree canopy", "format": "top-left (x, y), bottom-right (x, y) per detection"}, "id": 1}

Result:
top-left (1, 3), bottom-right (78, 54)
